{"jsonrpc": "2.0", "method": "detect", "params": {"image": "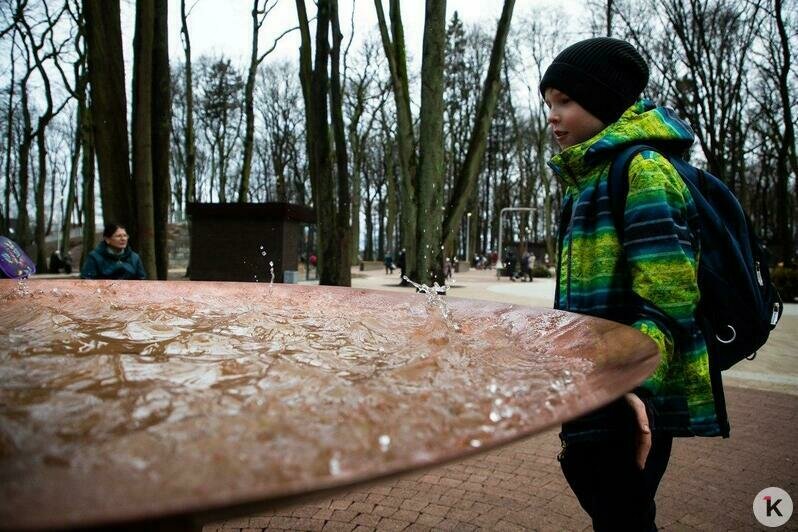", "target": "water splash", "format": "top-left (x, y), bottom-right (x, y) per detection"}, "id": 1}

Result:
top-left (402, 275), bottom-right (458, 329)
top-left (269, 261), bottom-right (274, 285)
top-left (328, 454), bottom-right (341, 475)
top-left (10, 276), bottom-right (33, 299)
